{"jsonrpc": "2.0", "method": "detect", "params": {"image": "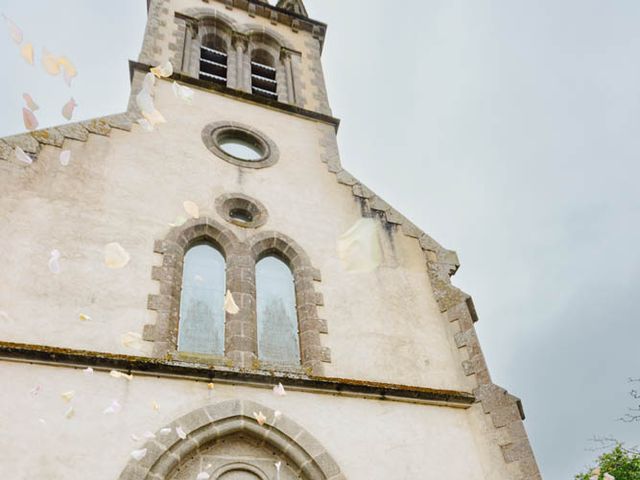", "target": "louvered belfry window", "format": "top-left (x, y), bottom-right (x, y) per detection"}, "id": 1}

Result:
top-left (251, 49), bottom-right (278, 100)
top-left (200, 35), bottom-right (228, 86)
